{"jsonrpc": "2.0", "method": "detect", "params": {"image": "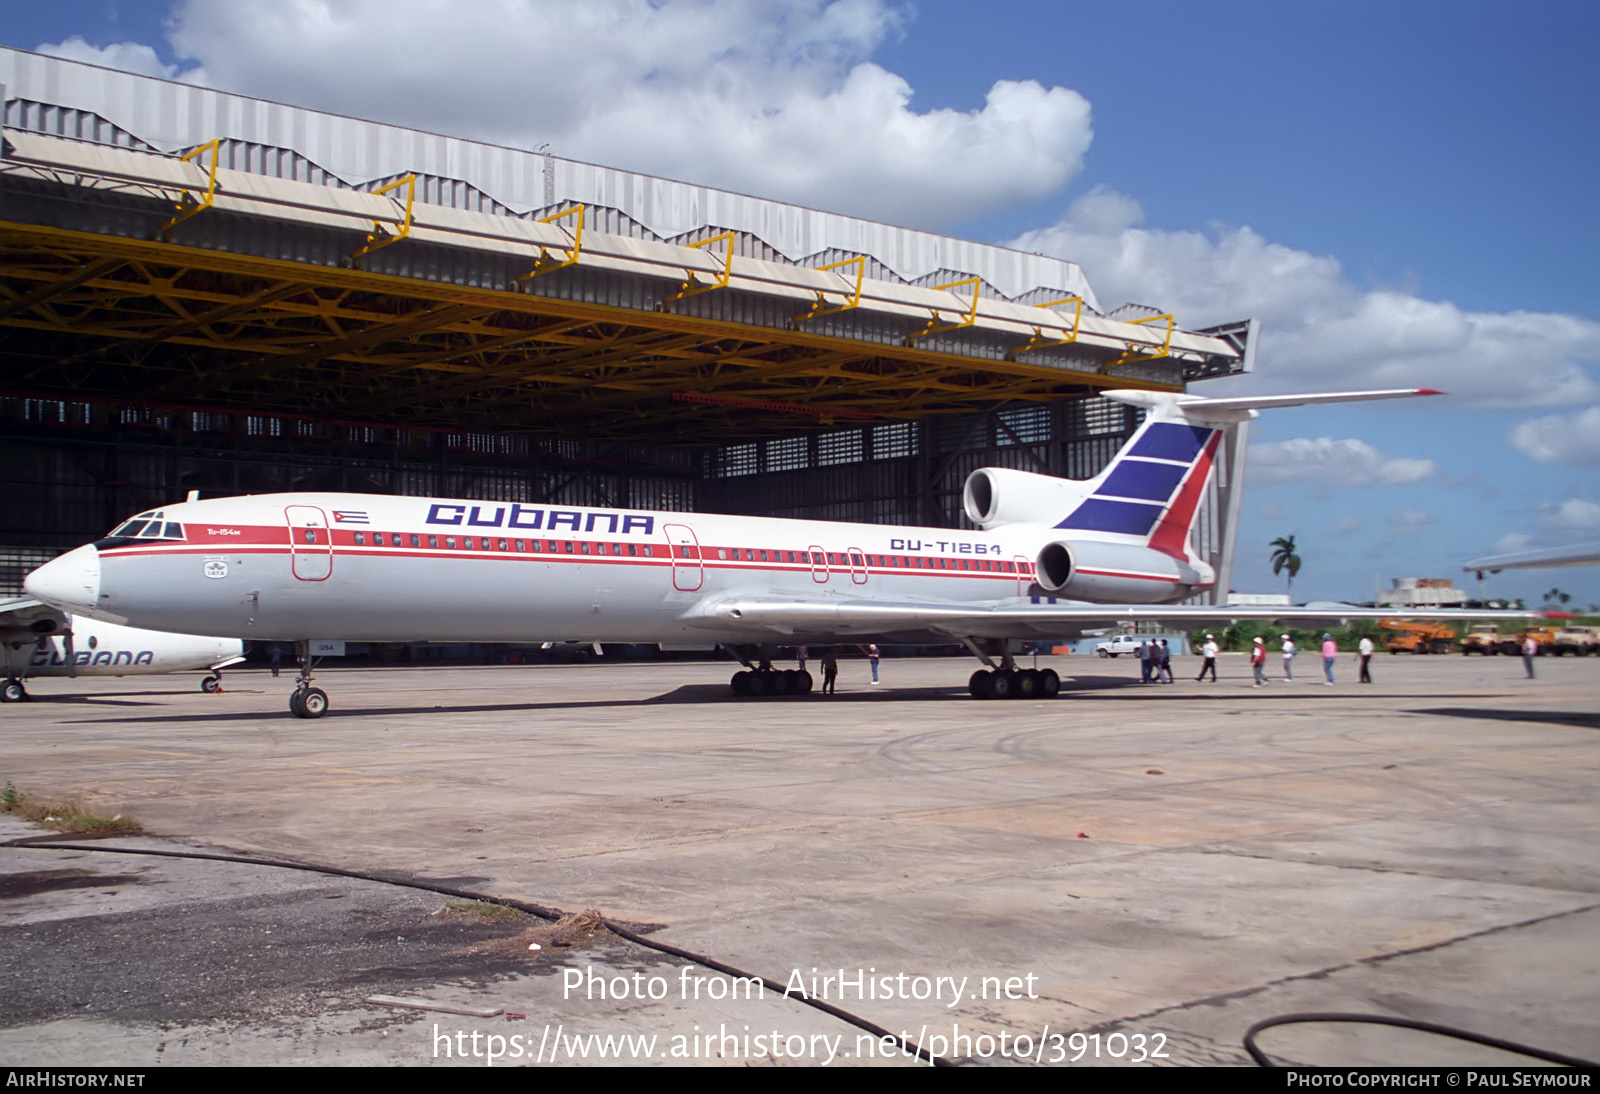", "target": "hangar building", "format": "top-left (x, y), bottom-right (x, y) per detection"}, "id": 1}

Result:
top-left (0, 47), bottom-right (1254, 604)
